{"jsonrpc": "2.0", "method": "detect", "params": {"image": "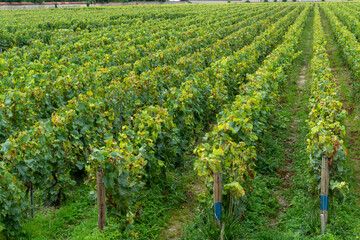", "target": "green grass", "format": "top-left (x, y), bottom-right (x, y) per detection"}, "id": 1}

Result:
top-left (159, 164), bottom-right (205, 239)
top-left (245, 7), bottom-right (316, 238)
top-left (18, 170), bottom-right (192, 240)
top-left (19, 185), bottom-right (95, 240)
